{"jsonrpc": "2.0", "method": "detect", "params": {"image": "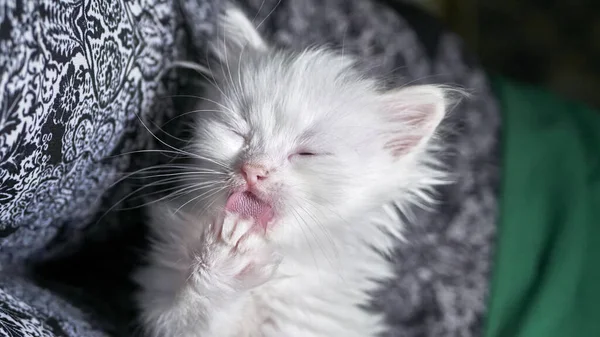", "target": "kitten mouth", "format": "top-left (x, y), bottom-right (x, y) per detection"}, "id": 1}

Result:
top-left (225, 191), bottom-right (274, 228)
